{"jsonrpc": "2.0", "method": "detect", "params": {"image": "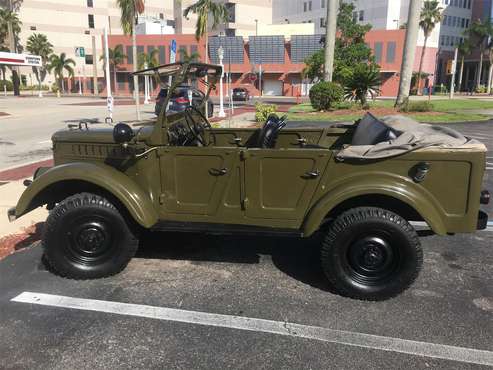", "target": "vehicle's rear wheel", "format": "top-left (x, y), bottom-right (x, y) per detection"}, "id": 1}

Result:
top-left (42, 192), bottom-right (139, 279)
top-left (321, 207), bottom-right (422, 301)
